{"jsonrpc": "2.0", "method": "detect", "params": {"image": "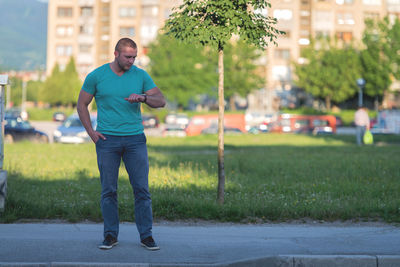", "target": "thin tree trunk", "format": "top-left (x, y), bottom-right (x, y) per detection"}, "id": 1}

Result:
top-left (217, 48), bottom-right (225, 205)
top-left (325, 95), bottom-right (331, 111)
